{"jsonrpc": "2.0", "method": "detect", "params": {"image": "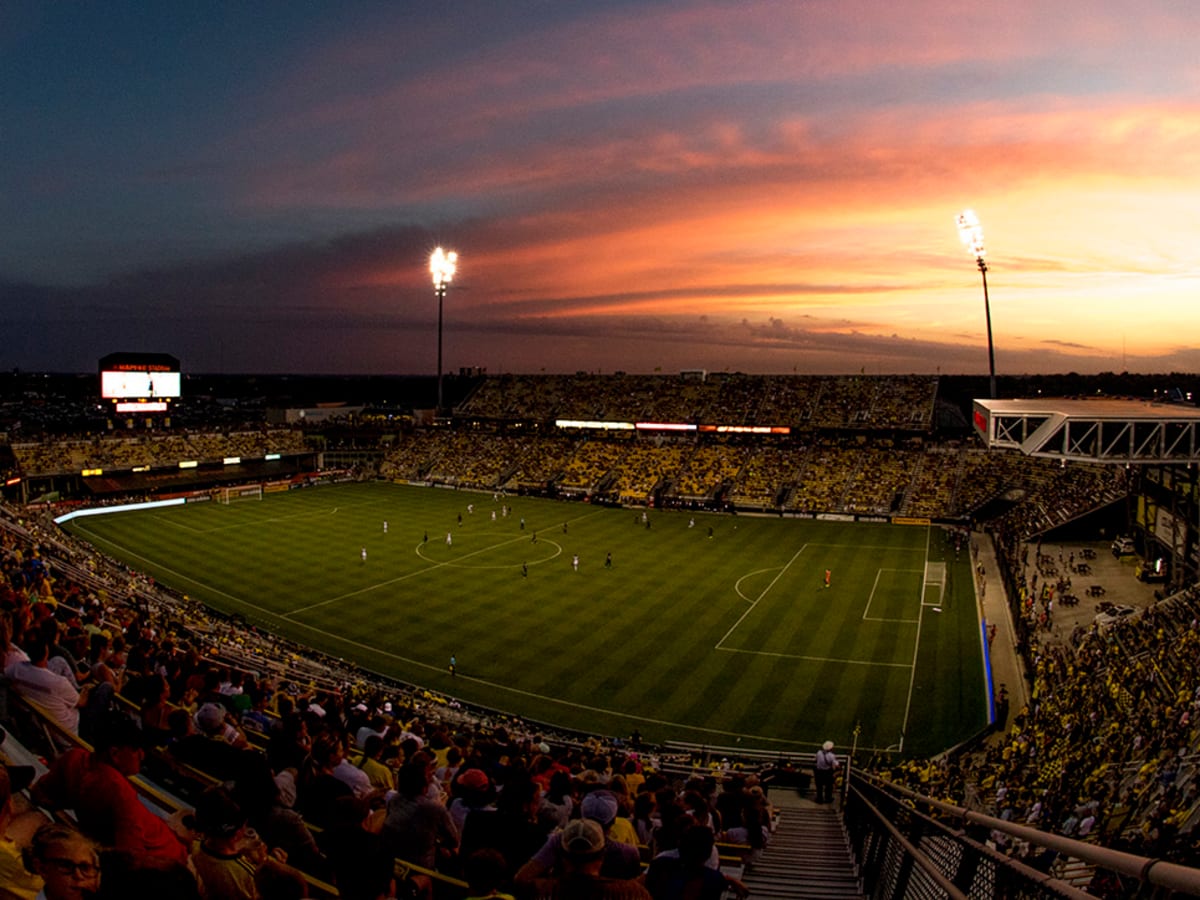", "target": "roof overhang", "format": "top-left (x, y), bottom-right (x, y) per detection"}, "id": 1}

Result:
top-left (973, 398), bottom-right (1200, 464)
